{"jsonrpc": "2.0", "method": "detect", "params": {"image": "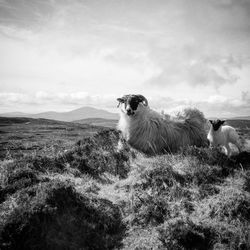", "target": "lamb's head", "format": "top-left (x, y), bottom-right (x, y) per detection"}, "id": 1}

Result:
top-left (117, 94), bottom-right (148, 116)
top-left (209, 119), bottom-right (225, 131)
